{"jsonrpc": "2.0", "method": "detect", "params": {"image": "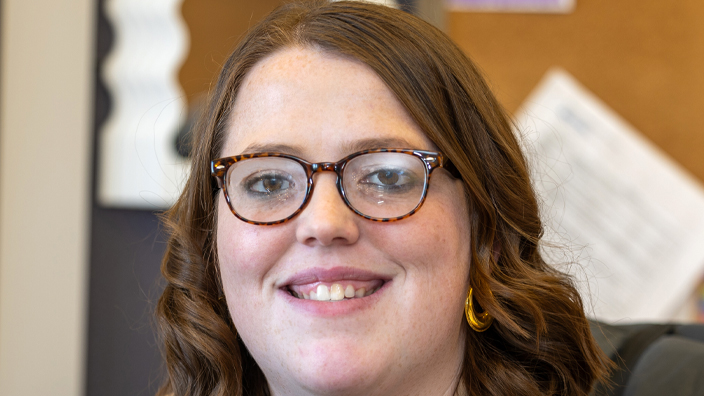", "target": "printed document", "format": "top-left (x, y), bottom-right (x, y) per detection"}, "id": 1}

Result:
top-left (514, 69), bottom-right (704, 323)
